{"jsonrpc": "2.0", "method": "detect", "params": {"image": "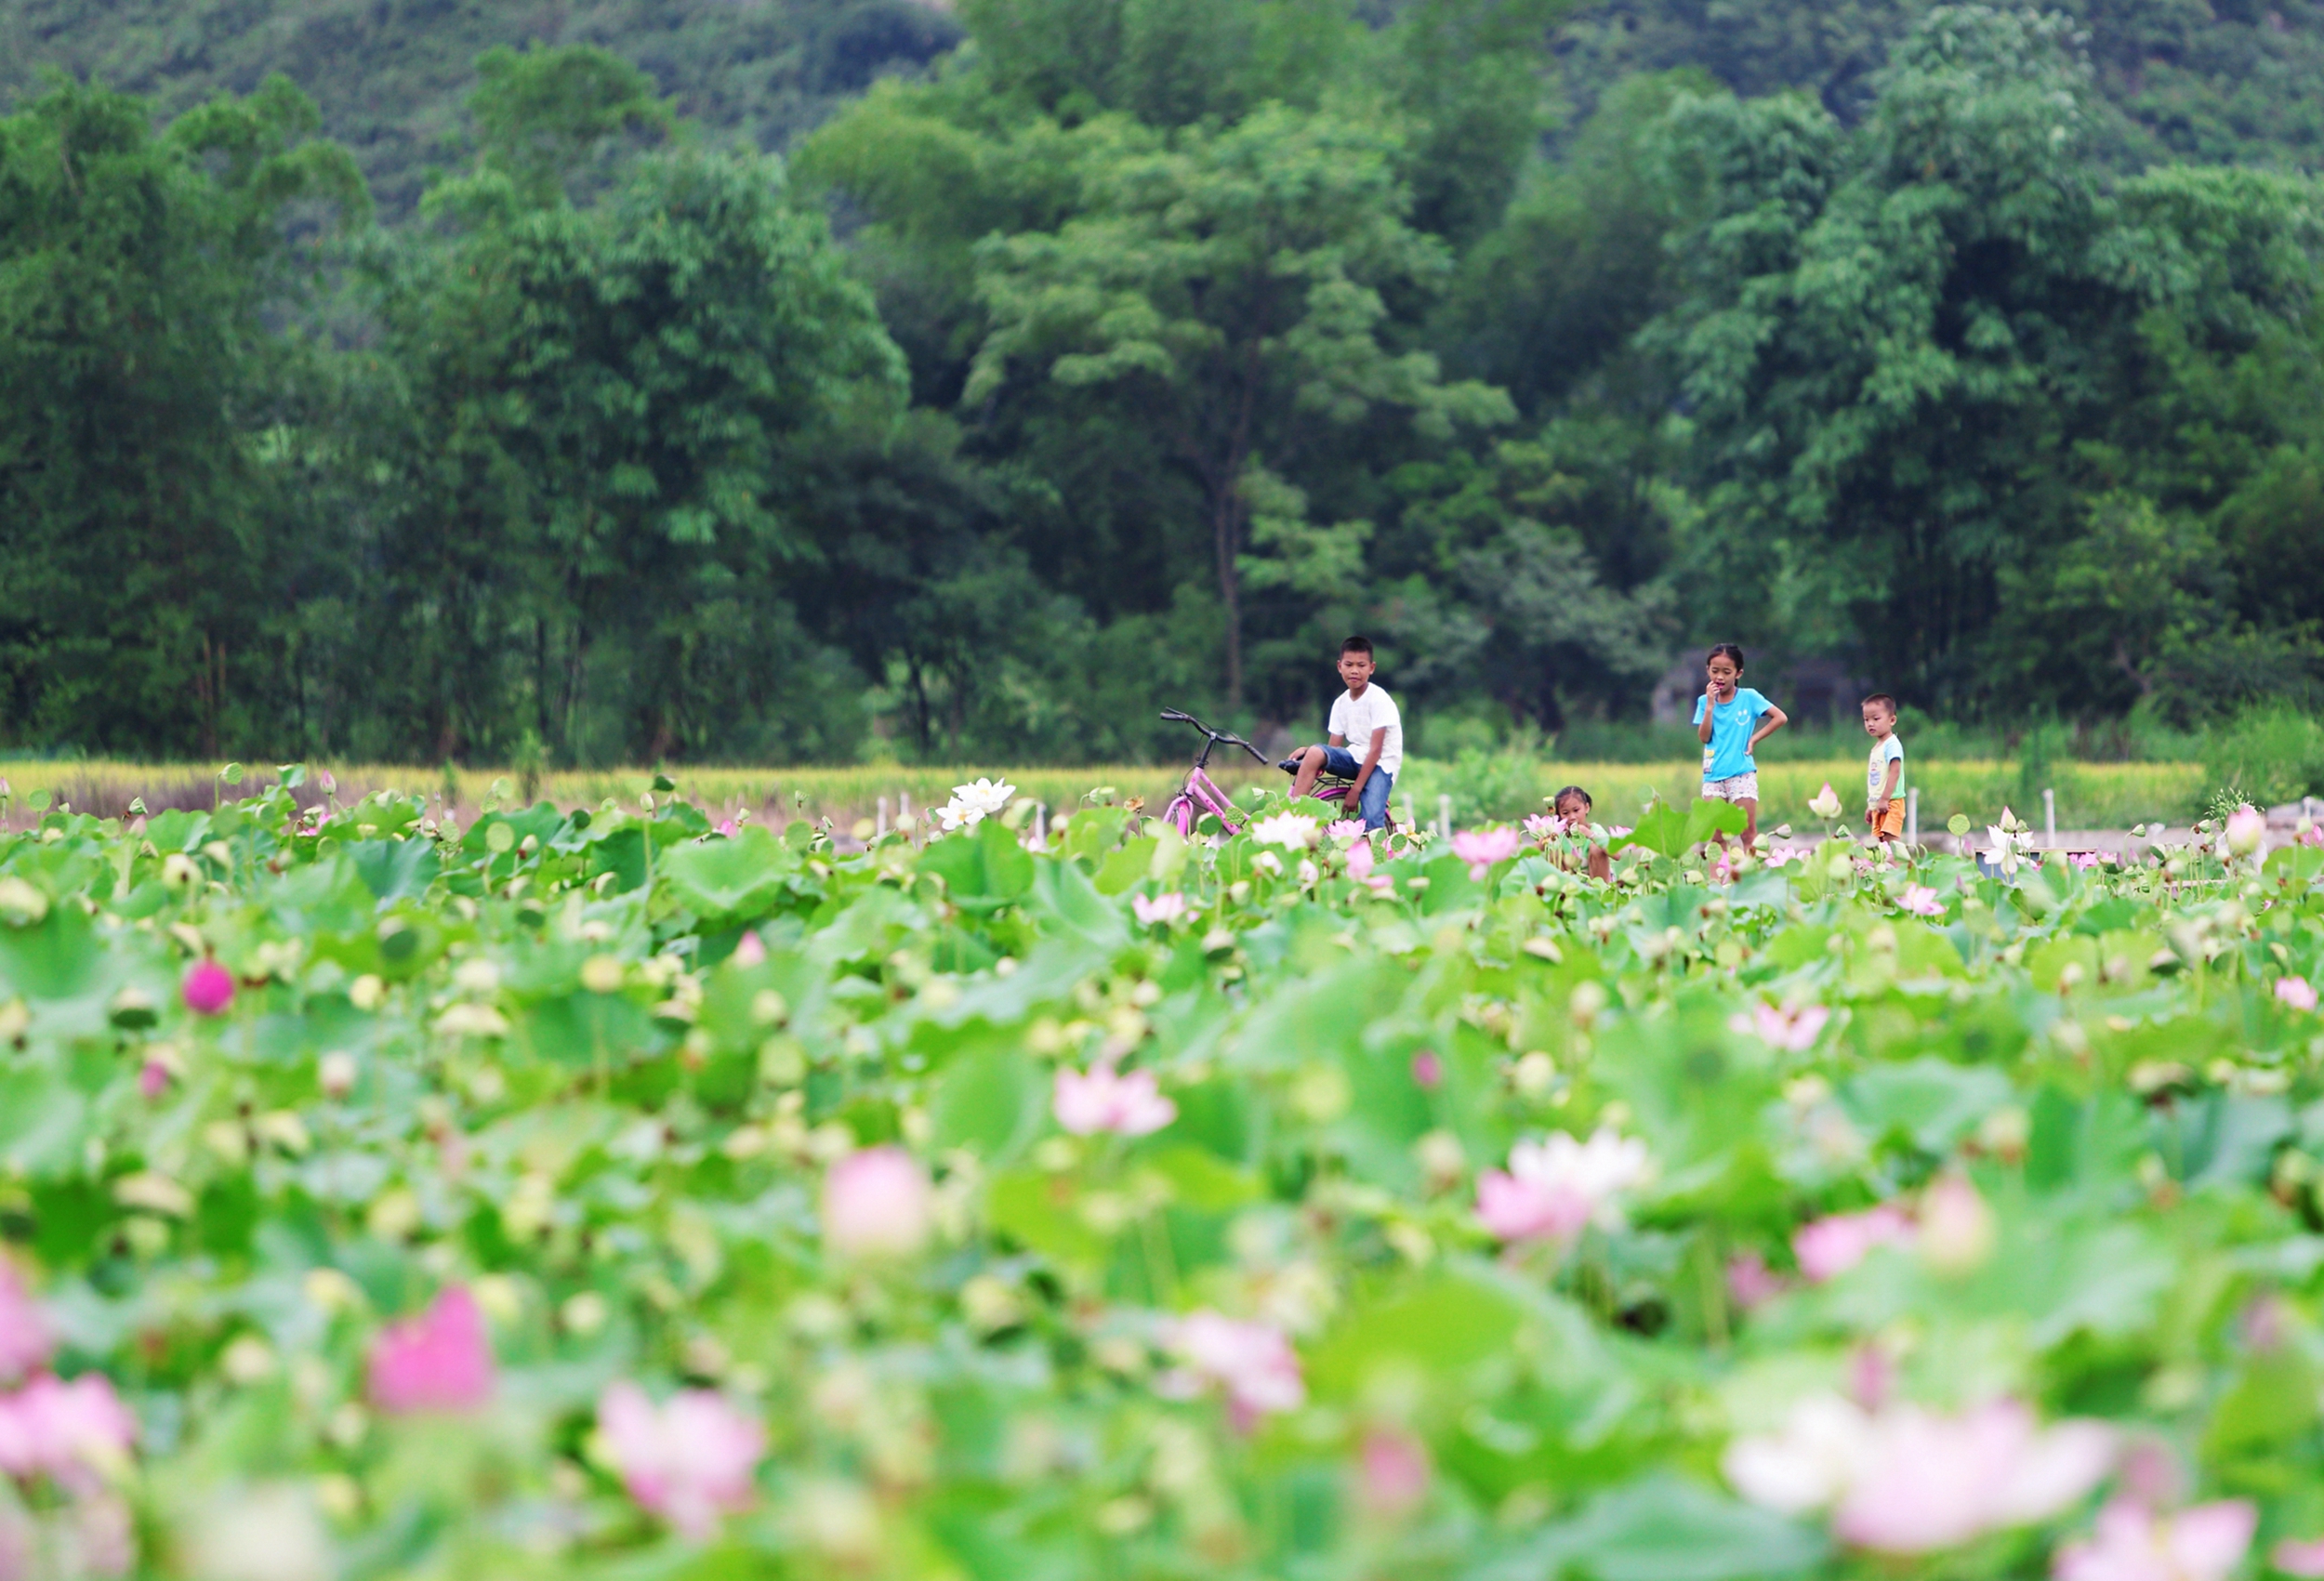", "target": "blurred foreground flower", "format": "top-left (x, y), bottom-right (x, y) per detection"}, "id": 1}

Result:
top-left (187, 1483), bottom-right (332, 1581)
top-left (1793, 1205), bottom-right (1914, 1283)
top-left (1726, 1394), bottom-right (2111, 1554)
top-left (1475, 1129), bottom-right (1650, 1245)
top-left (1358, 1429), bottom-right (1430, 1517)
top-left (2054, 1498), bottom-right (2254, 1581)
top-left (2276, 976), bottom-right (2317, 1013)
top-left (181, 960), bottom-right (235, 1017)
top-left (1733, 1002), bottom-right (1829, 1052)
top-left (1158, 1311), bottom-right (1304, 1429)
top-left (821, 1147), bottom-right (933, 1259)
top-left (1899, 884), bottom-right (1944, 916)
top-left (598, 1381), bottom-right (766, 1540)
top-left (0, 1372), bottom-right (139, 1492)
top-left (1450, 827), bottom-right (1521, 879)
top-left (2273, 1536), bottom-right (2324, 1577)
top-left (367, 1286), bottom-right (495, 1415)
top-left (1131, 892), bottom-right (1188, 927)
top-left (1725, 1251), bottom-right (1787, 1311)
top-left (1054, 1064), bottom-right (1176, 1137)
top-left (0, 1260), bottom-right (52, 1385)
